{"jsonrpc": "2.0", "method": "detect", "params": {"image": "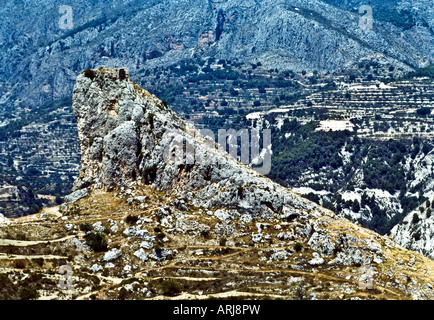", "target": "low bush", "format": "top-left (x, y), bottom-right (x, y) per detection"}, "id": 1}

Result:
top-left (18, 286), bottom-right (40, 300)
top-left (84, 232), bottom-right (108, 252)
top-left (83, 69), bottom-right (96, 80)
top-left (294, 242), bottom-right (303, 252)
top-left (79, 222), bottom-right (93, 232)
top-left (125, 215), bottom-right (139, 224)
top-left (219, 237), bottom-right (227, 246)
top-left (161, 280), bottom-right (182, 296)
